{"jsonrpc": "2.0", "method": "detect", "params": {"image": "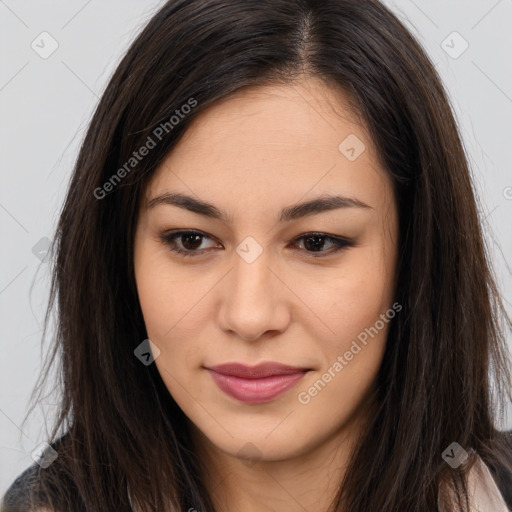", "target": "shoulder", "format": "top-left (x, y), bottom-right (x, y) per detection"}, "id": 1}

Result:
top-left (438, 430), bottom-right (512, 512)
top-left (467, 454), bottom-right (509, 511)
top-left (1, 434), bottom-right (77, 512)
top-left (488, 430), bottom-right (512, 507)
top-left (1, 462), bottom-right (47, 512)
